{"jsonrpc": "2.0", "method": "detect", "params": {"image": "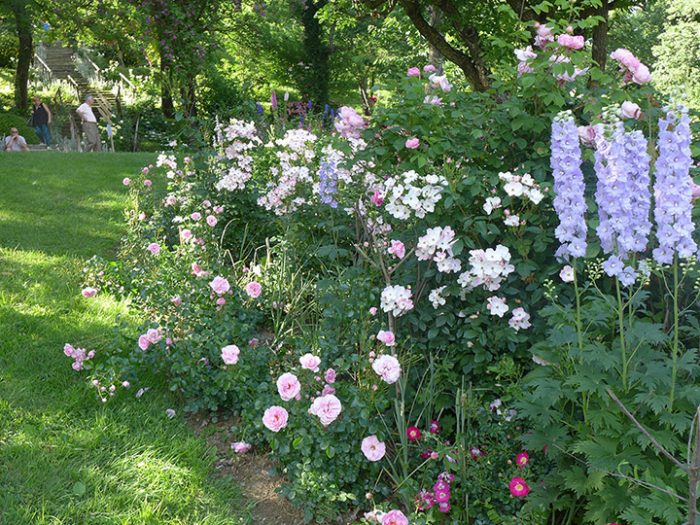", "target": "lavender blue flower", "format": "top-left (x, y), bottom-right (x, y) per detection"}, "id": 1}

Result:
top-left (594, 123), bottom-right (651, 258)
top-left (603, 255), bottom-right (624, 277)
top-left (318, 157), bottom-right (338, 208)
top-left (652, 106), bottom-right (697, 264)
top-left (551, 112), bottom-right (588, 259)
top-left (618, 266), bottom-right (638, 287)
